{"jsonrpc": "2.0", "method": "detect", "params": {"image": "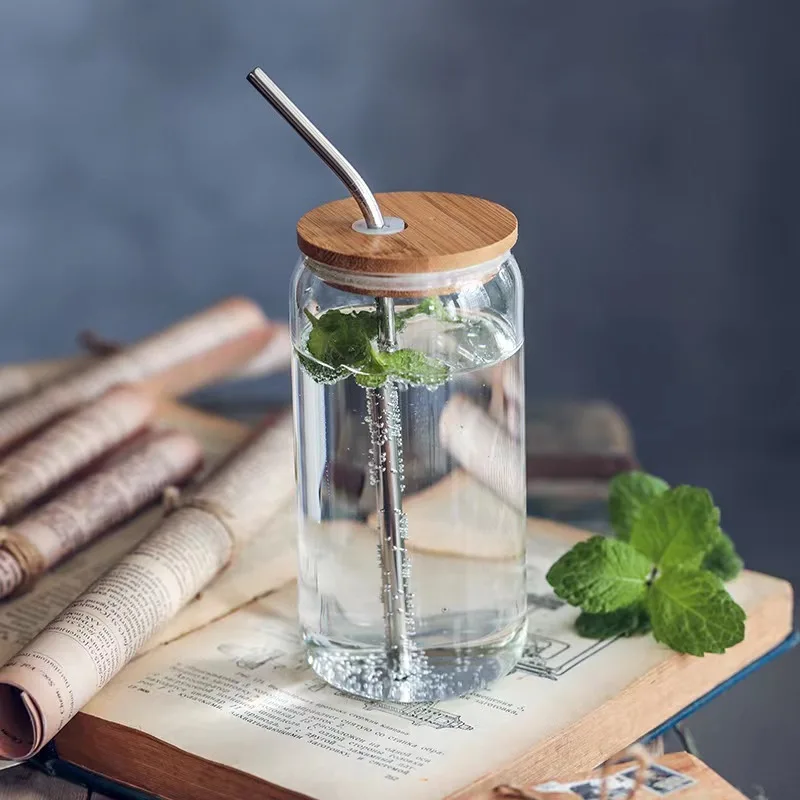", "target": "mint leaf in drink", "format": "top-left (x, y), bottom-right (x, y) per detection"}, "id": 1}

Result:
top-left (646, 567), bottom-right (745, 655)
top-left (346, 309), bottom-right (381, 339)
top-left (395, 296), bottom-right (457, 329)
top-left (302, 306), bottom-right (451, 388)
top-left (378, 349), bottom-right (449, 386)
top-left (629, 486), bottom-right (721, 569)
top-left (575, 603), bottom-right (651, 639)
top-left (702, 531), bottom-right (744, 581)
top-left (304, 309), bottom-right (375, 373)
top-left (546, 536), bottom-right (653, 614)
top-left (354, 372), bottom-right (386, 389)
top-left (355, 349), bottom-right (450, 387)
top-left (296, 351), bottom-right (347, 384)
top-left (609, 471), bottom-right (669, 541)
top-left (416, 296), bottom-right (455, 321)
